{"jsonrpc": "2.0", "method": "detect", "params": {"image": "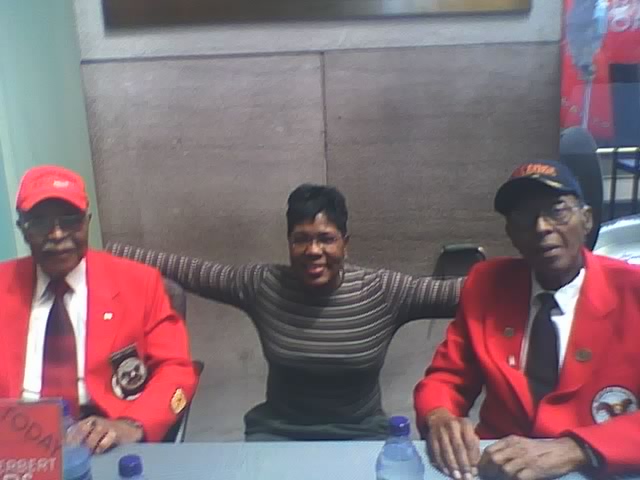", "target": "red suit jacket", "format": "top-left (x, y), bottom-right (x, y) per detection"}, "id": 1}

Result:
top-left (0, 249), bottom-right (197, 442)
top-left (415, 250), bottom-right (640, 474)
